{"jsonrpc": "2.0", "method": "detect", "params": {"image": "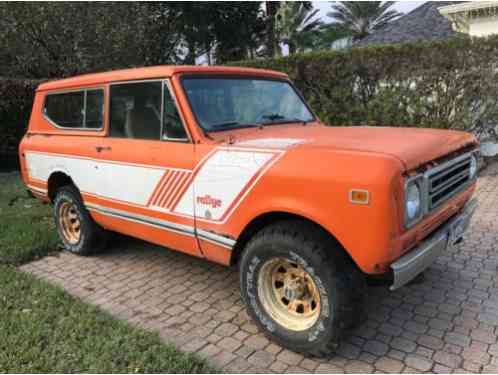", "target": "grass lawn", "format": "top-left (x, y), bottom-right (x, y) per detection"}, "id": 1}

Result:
top-left (0, 173), bottom-right (58, 266)
top-left (0, 173), bottom-right (216, 373)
